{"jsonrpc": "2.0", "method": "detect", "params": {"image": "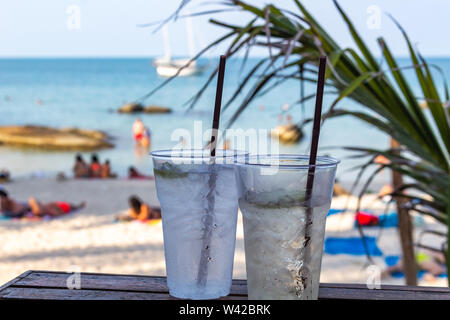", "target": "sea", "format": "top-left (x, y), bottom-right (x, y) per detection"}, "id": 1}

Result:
top-left (0, 57), bottom-right (449, 189)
